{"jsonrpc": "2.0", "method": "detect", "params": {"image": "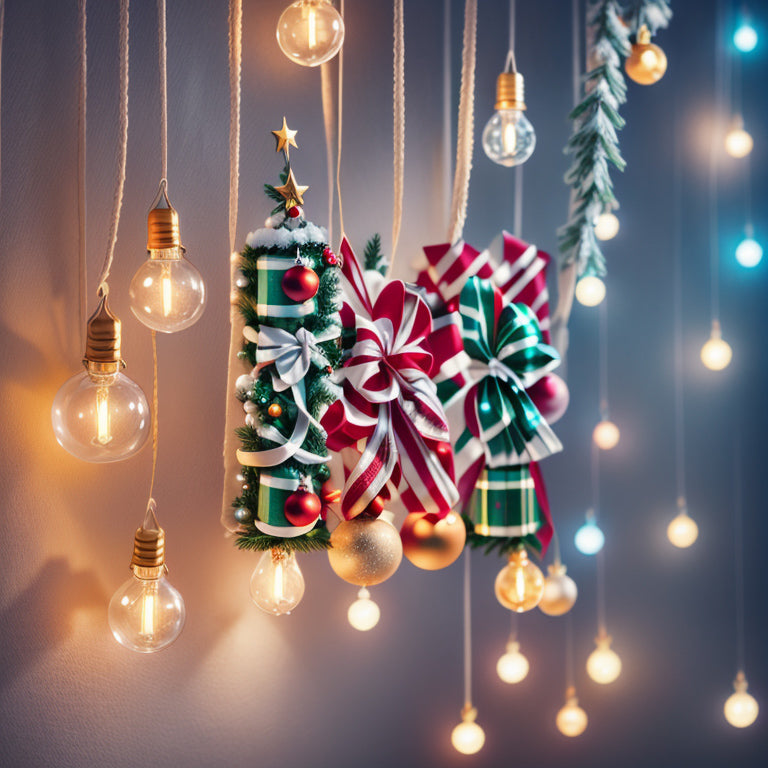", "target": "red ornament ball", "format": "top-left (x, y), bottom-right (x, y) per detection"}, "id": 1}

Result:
top-left (287, 205), bottom-right (303, 219)
top-left (528, 374), bottom-right (570, 425)
top-left (323, 247), bottom-right (338, 266)
top-left (363, 495), bottom-right (386, 517)
top-left (284, 489), bottom-right (322, 526)
top-left (282, 265), bottom-right (319, 302)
